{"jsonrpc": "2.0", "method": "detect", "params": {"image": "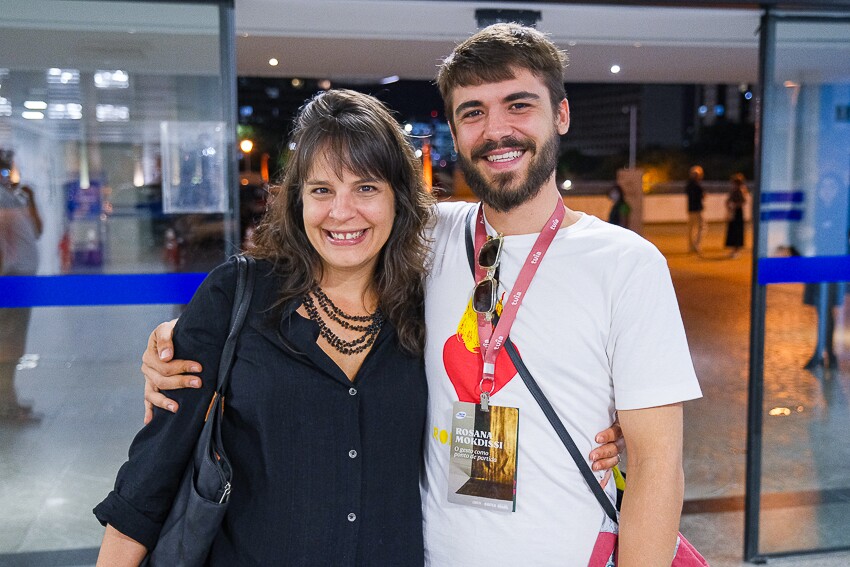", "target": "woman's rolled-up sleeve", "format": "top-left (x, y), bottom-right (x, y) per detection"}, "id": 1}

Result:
top-left (93, 258), bottom-right (239, 549)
